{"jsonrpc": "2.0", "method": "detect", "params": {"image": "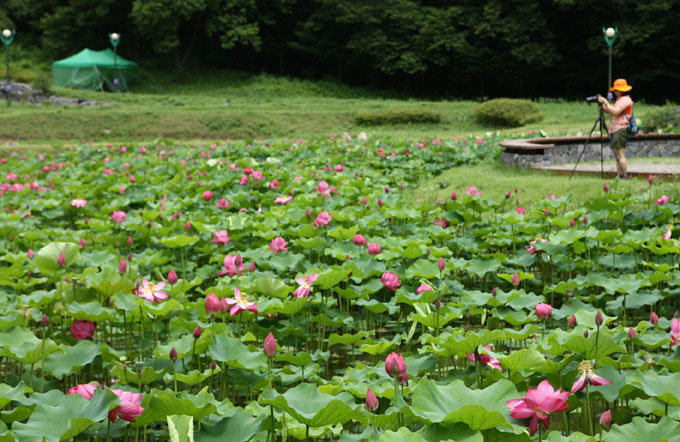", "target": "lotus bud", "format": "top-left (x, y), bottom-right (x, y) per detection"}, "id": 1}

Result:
top-left (305, 210), bottom-right (311, 218)
top-left (583, 329), bottom-right (589, 338)
top-left (184, 221), bottom-right (191, 231)
top-left (119, 258), bottom-right (127, 274)
top-left (650, 311), bottom-right (659, 325)
top-left (491, 287), bottom-right (497, 297)
top-left (79, 238), bottom-right (86, 247)
top-left (603, 182), bottom-right (609, 193)
top-left (210, 361), bottom-right (217, 370)
top-left (599, 410), bottom-right (612, 427)
top-left (263, 332), bottom-right (277, 357)
top-left (569, 218), bottom-right (575, 227)
top-left (193, 326), bottom-right (202, 340)
top-left (365, 388), bottom-right (379, 411)
top-left (514, 187), bottom-right (518, 194)
top-left (385, 352), bottom-right (407, 379)
top-left (628, 327), bottom-right (636, 339)
top-left (434, 300), bottom-right (441, 309)
top-left (41, 314), bottom-right (49, 326)
top-left (648, 174), bottom-right (654, 184)
top-left (511, 272), bottom-right (520, 286)
top-left (451, 191), bottom-right (457, 201)
top-left (147, 221), bottom-right (152, 228)
top-left (544, 208), bottom-right (549, 216)
top-left (28, 248), bottom-right (34, 258)
top-left (535, 303), bottom-right (552, 319)
top-left (368, 243), bottom-right (381, 255)
top-left (169, 347), bottom-right (178, 361)
top-left (127, 236), bottom-right (133, 245)
top-left (438, 257), bottom-right (446, 271)
top-left (505, 191), bottom-right (511, 199)
top-left (595, 311), bottom-right (603, 326)
top-left (249, 262), bottom-right (256, 272)
top-left (377, 199), bottom-right (383, 207)
top-left (568, 314), bottom-right (577, 327)
top-left (167, 269), bottom-right (178, 284)
top-left (127, 253), bottom-right (132, 262)
top-left (583, 216), bottom-right (588, 224)
top-left (57, 252), bottom-right (66, 267)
